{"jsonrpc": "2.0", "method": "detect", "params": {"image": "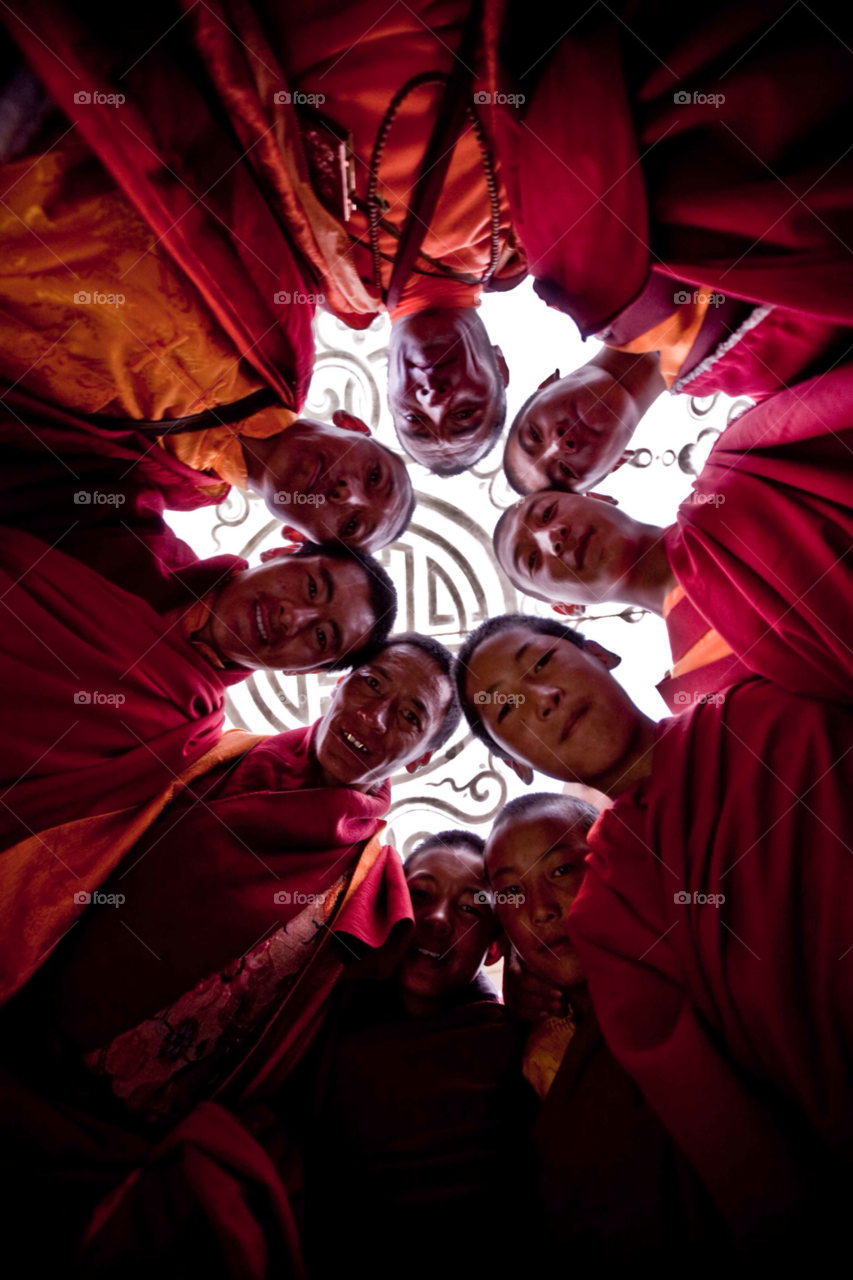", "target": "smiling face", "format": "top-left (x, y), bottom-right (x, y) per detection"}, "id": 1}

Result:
top-left (314, 642), bottom-right (452, 788)
top-left (496, 492), bottom-right (642, 605)
top-left (505, 367), bottom-right (637, 494)
top-left (388, 308), bottom-right (507, 472)
top-left (397, 844), bottom-right (497, 1009)
top-left (205, 554), bottom-right (375, 672)
top-left (463, 624), bottom-right (640, 784)
top-left (485, 808), bottom-right (589, 988)
top-left (259, 419), bottom-right (411, 552)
